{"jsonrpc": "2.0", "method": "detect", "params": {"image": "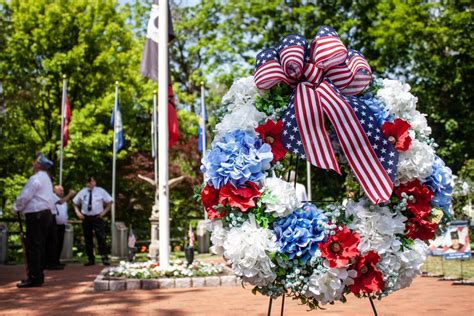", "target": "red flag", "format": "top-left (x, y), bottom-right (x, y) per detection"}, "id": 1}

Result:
top-left (63, 97), bottom-right (71, 147)
top-left (168, 85), bottom-right (180, 147)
